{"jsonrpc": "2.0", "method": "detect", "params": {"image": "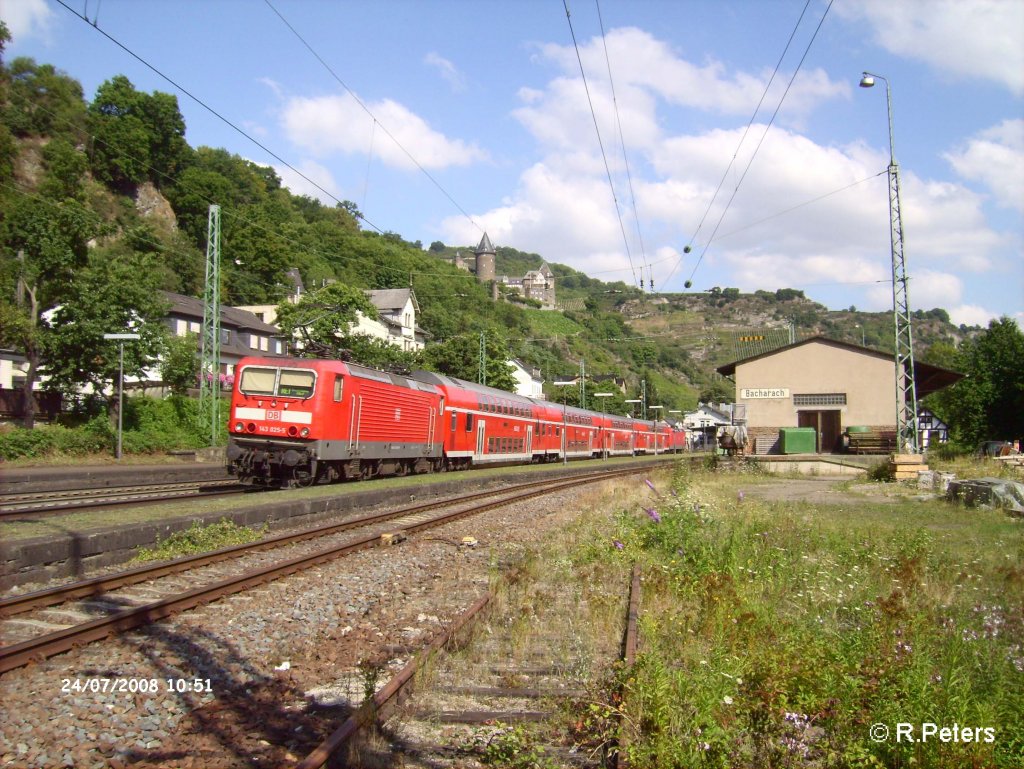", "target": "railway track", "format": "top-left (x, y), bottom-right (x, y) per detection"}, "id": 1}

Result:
top-left (0, 479), bottom-right (249, 518)
top-left (293, 560), bottom-right (644, 768)
top-left (0, 462), bottom-right (666, 674)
